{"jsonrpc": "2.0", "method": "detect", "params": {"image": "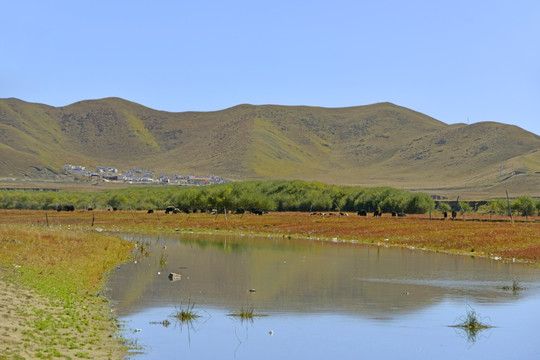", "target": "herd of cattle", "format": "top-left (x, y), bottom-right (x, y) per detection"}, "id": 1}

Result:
top-left (159, 206), bottom-right (267, 215)
top-left (55, 205), bottom-right (459, 219)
